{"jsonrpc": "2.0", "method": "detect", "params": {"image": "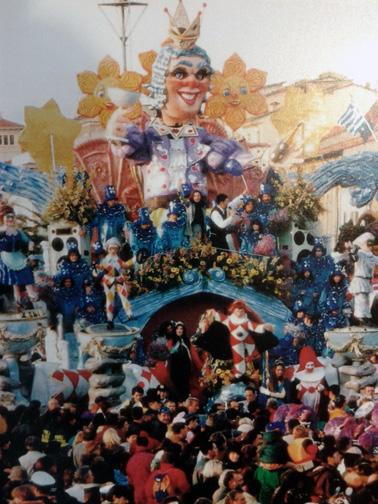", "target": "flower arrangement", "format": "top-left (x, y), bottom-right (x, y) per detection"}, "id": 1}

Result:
top-left (134, 242), bottom-right (288, 299)
top-left (274, 174), bottom-right (323, 229)
top-left (43, 176), bottom-right (96, 226)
